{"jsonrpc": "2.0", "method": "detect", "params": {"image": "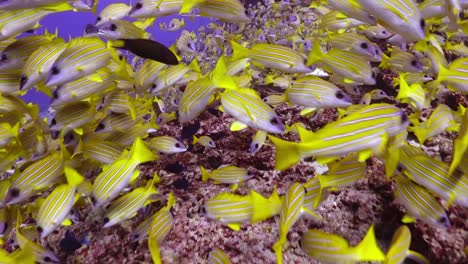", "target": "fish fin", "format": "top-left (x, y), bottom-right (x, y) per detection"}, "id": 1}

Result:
top-left (61, 218), bottom-right (72, 226)
top-left (36, 81), bottom-right (52, 97)
top-left (297, 126), bottom-right (315, 142)
top-left (130, 170), bottom-right (141, 183)
top-left (130, 137), bottom-right (156, 164)
top-left (200, 166), bottom-right (210, 182)
top-left (111, 39), bottom-right (179, 65)
top-left (87, 73), bottom-right (103, 82)
top-left (272, 241), bottom-right (284, 264)
top-left (268, 135), bottom-right (301, 171)
top-left (180, 0), bottom-right (203, 14)
top-left (40, 2), bottom-right (74, 11)
top-left (73, 128), bottom-right (83, 135)
top-left (307, 40), bottom-right (323, 66)
top-left (299, 107), bottom-right (317, 117)
top-left (64, 166), bottom-right (84, 186)
top-left (229, 41), bottom-right (250, 61)
top-left (358, 149), bottom-right (374, 162)
top-left (302, 207), bottom-right (322, 220)
top-left (230, 121), bottom-right (248, 131)
top-left (230, 184), bottom-right (238, 191)
top-left (227, 223), bottom-right (240, 231)
top-left (382, 148), bottom-right (400, 179)
top-left (148, 239), bottom-right (162, 264)
top-left (402, 214), bottom-right (416, 224)
top-left (210, 56), bottom-right (238, 90)
top-left (134, 18), bottom-right (156, 30)
top-left (315, 156), bottom-right (338, 165)
top-left (352, 225), bottom-right (386, 261)
top-left (407, 250), bottom-right (430, 264)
